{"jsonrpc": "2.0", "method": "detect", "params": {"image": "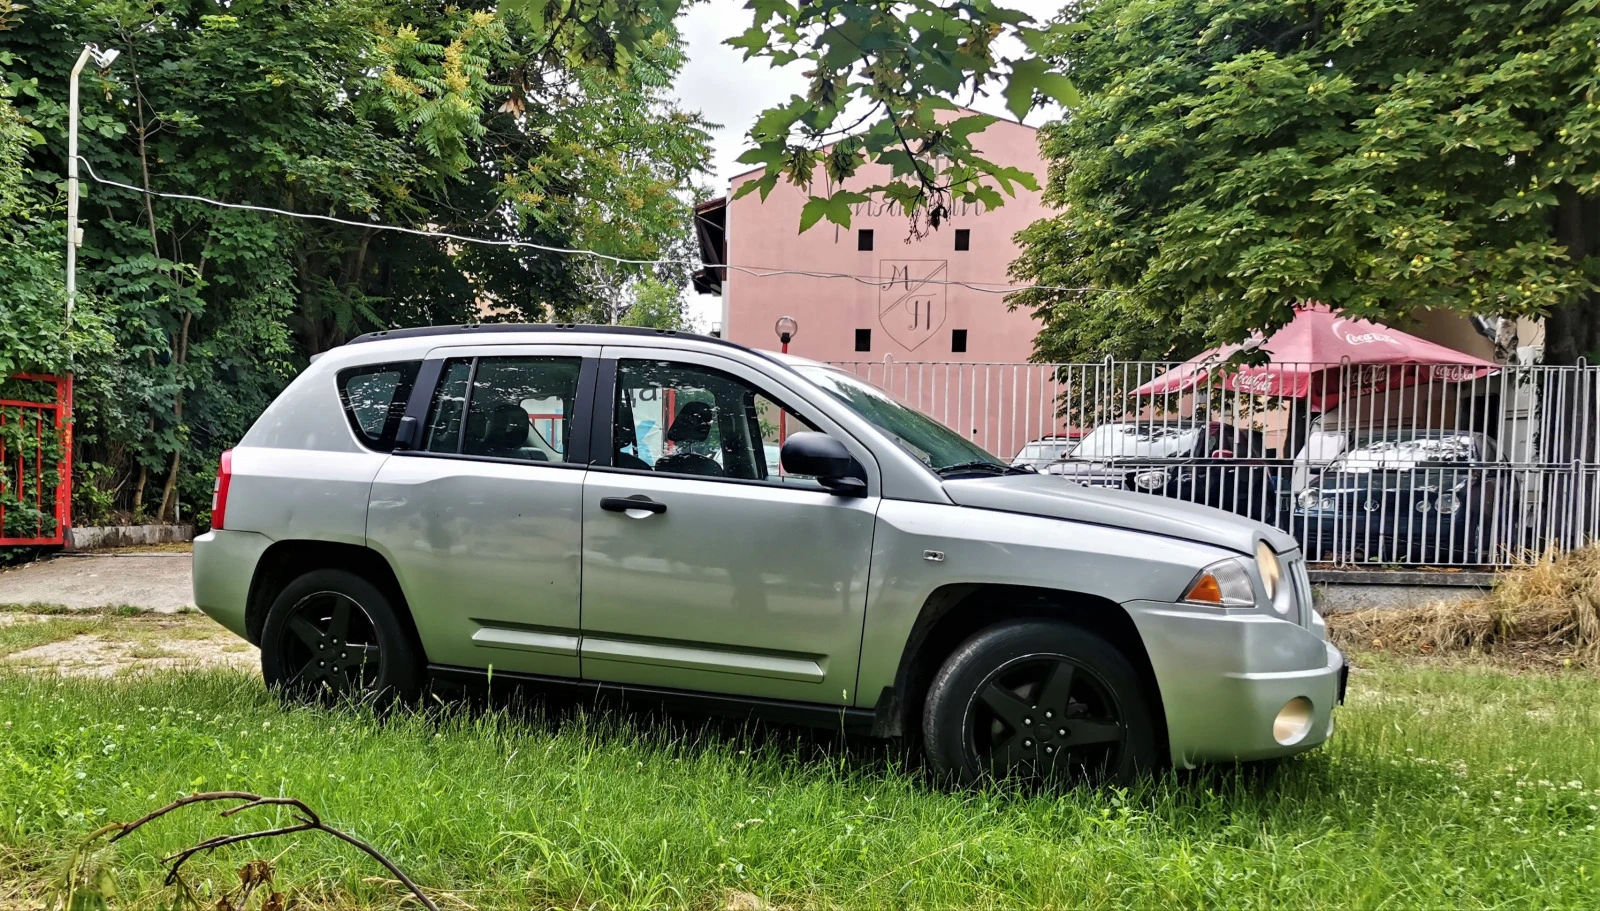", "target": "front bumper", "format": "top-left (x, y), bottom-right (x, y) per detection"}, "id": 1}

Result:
top-left (1123, 599), bottom-right (1344, 768)
top-left (192, 529), bottom-right (274, 642)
